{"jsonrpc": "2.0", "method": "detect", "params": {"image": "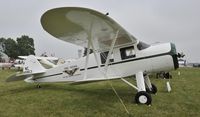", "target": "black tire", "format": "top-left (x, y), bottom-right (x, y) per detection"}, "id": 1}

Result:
top-left (36, 84), bottom-right (41, 88)
top-left (146, 83), bottom-right (157, 94)
top-left (135, 91), bottom-right (152, 105)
